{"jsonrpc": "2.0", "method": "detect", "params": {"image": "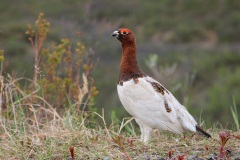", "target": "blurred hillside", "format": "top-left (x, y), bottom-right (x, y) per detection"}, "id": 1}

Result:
top-left (0, 0), bottom-right (240, 127)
